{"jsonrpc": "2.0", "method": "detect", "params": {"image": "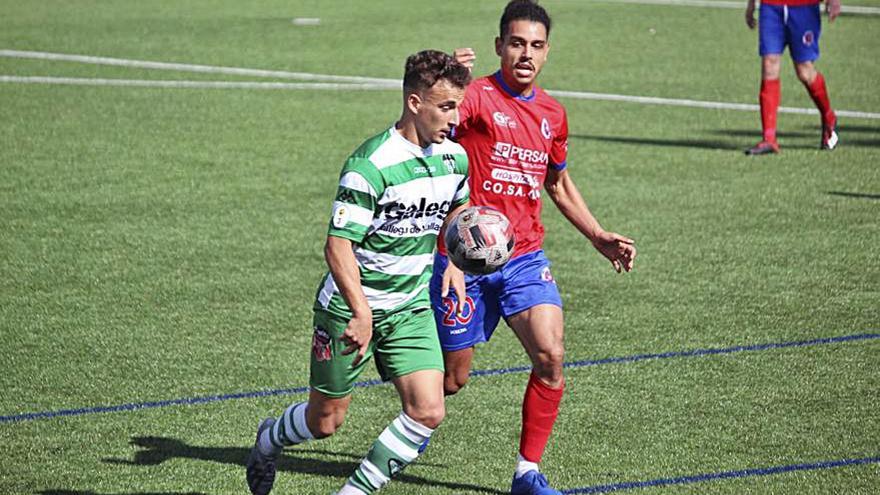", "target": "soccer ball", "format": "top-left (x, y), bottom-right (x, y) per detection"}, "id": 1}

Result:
top-left (444, 206), bottom-right (515, 275)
